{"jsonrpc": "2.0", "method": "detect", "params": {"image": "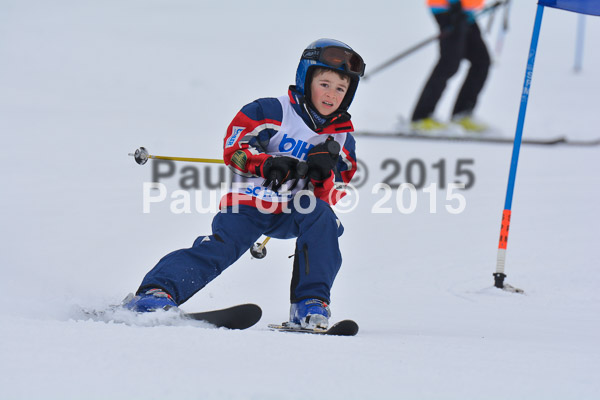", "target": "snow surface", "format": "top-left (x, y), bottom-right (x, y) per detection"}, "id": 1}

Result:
top-left (1, 1), bottom-right (599, 399)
